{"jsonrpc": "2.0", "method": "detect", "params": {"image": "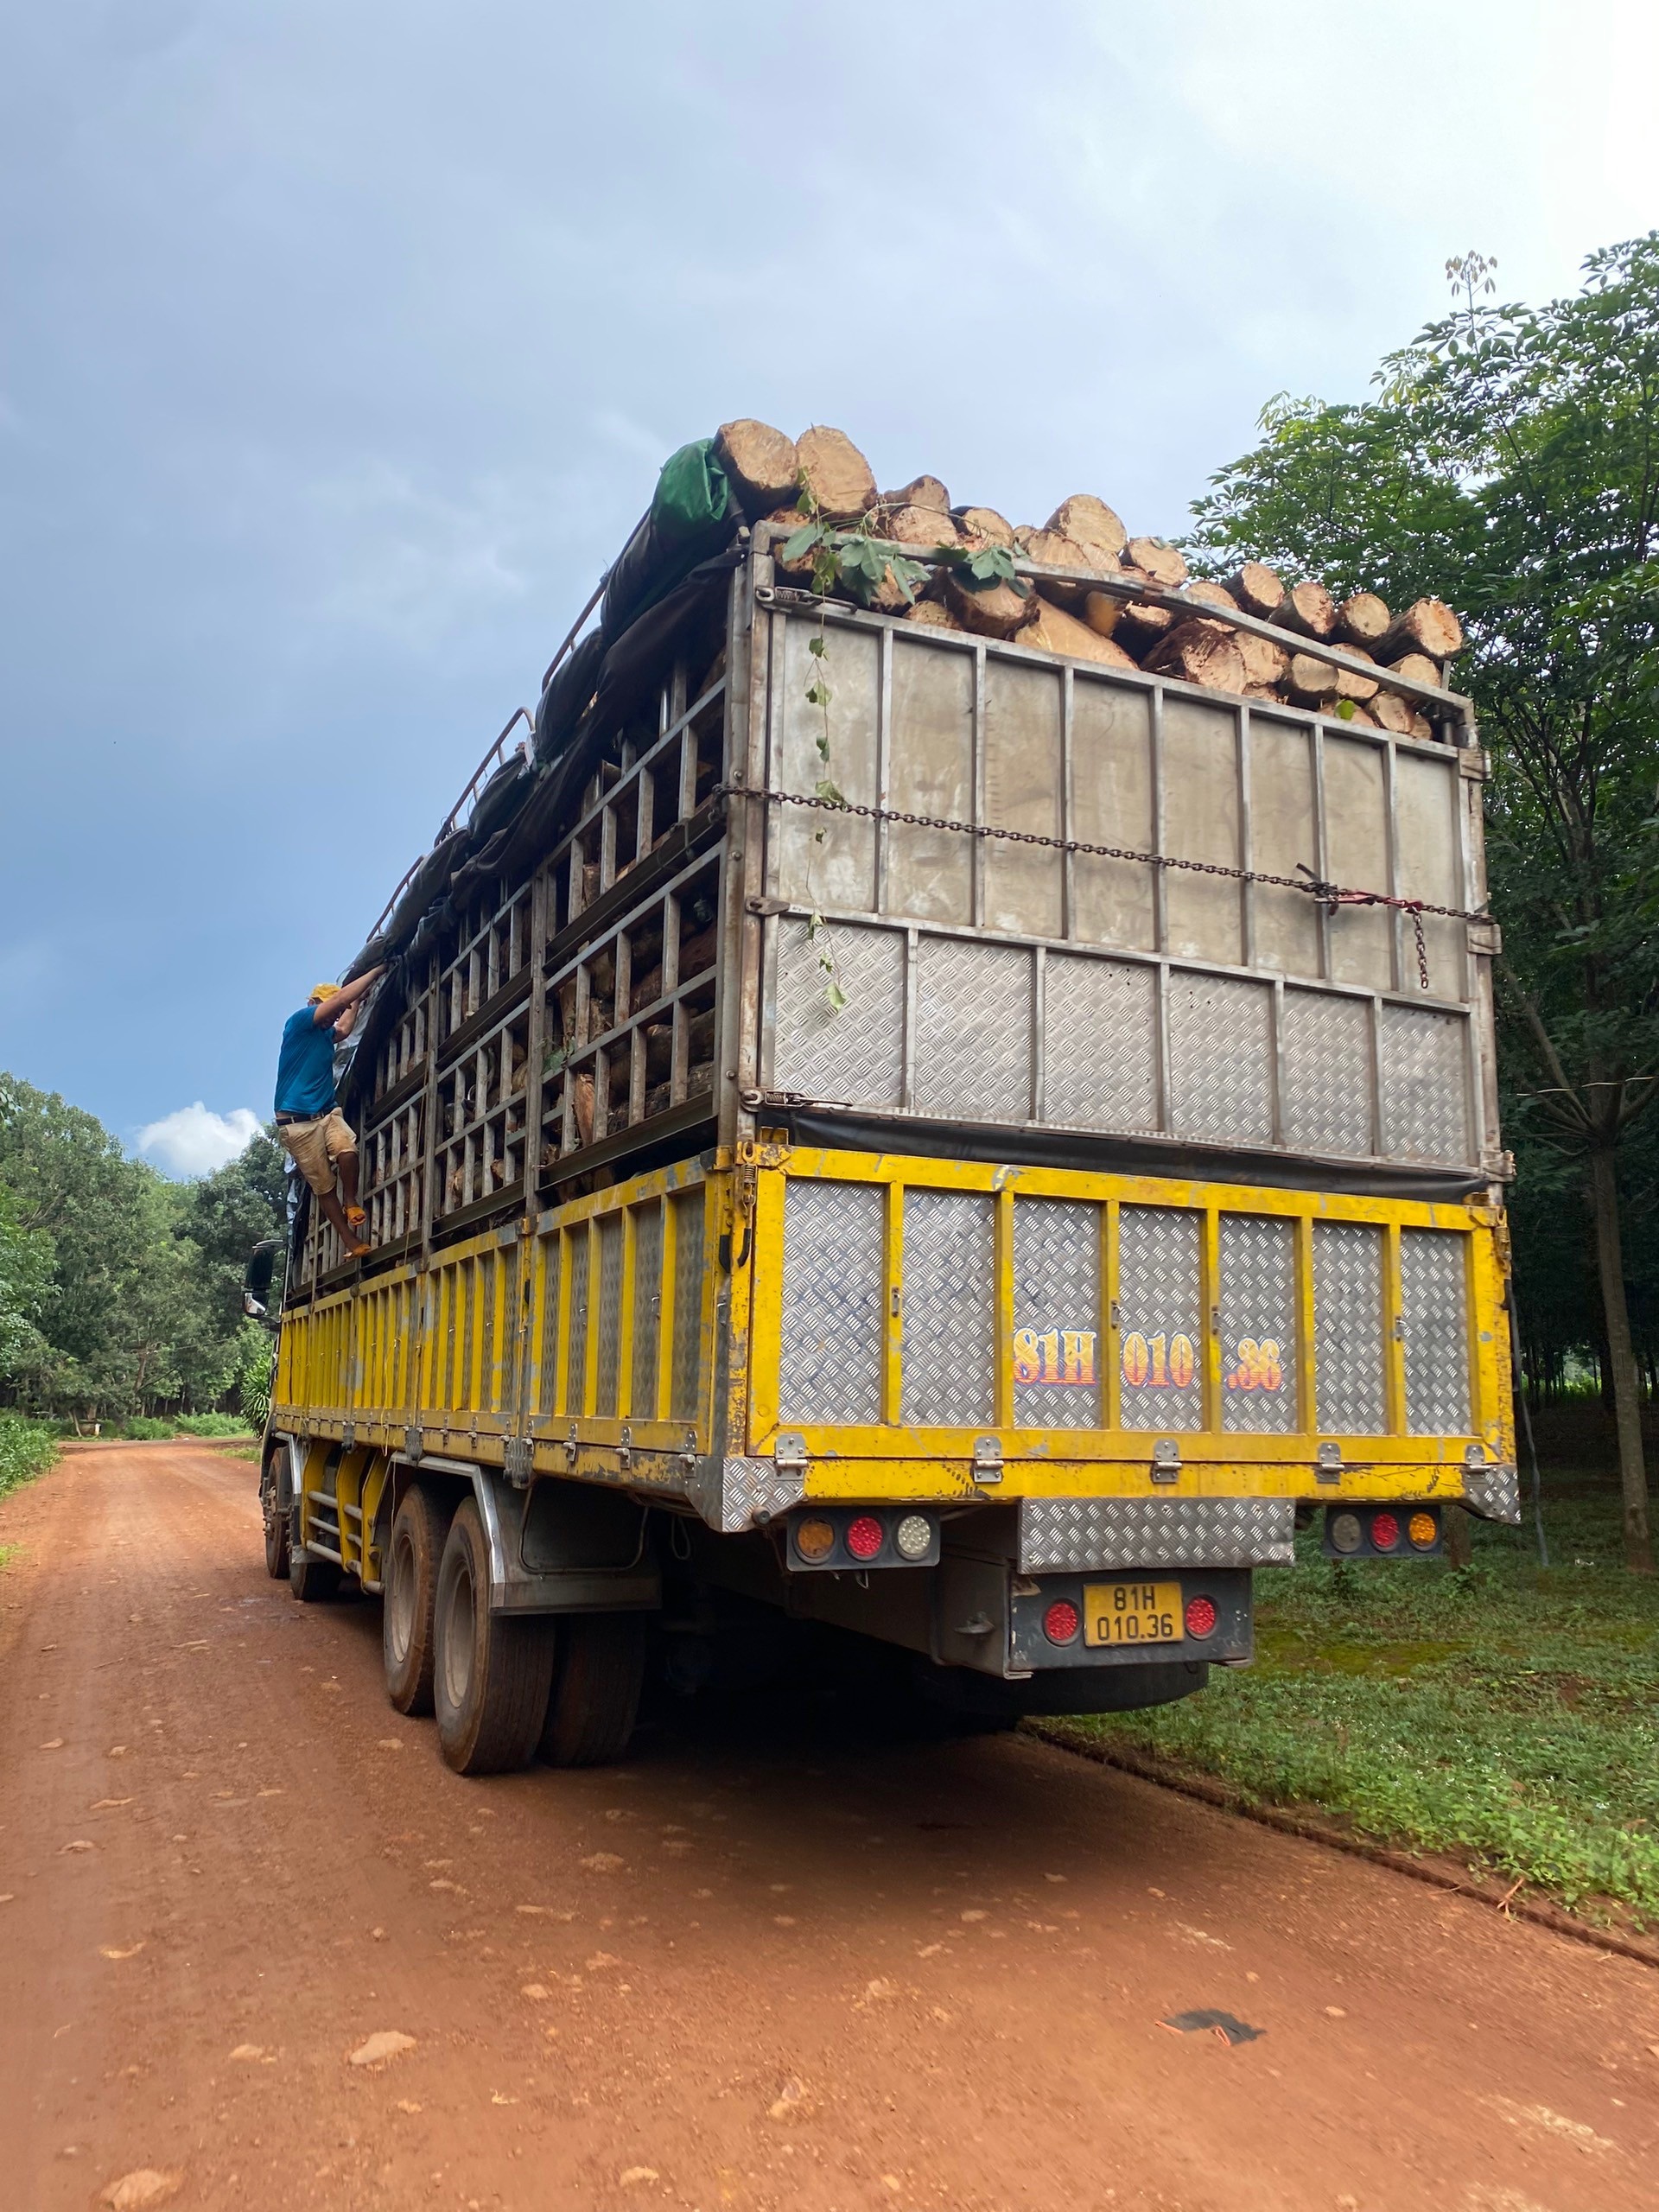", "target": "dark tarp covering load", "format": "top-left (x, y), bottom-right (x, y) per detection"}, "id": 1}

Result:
top-left (600, 437), bottom-right (734, 646)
